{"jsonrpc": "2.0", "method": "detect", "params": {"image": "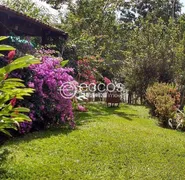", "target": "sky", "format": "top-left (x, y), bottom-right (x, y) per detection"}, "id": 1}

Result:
top-left (181, 0), bottom-right (185, 13)
top-left (32, 0), bottom-right (68, 22)
top-left (32, 0), bottom-right (59, 16)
